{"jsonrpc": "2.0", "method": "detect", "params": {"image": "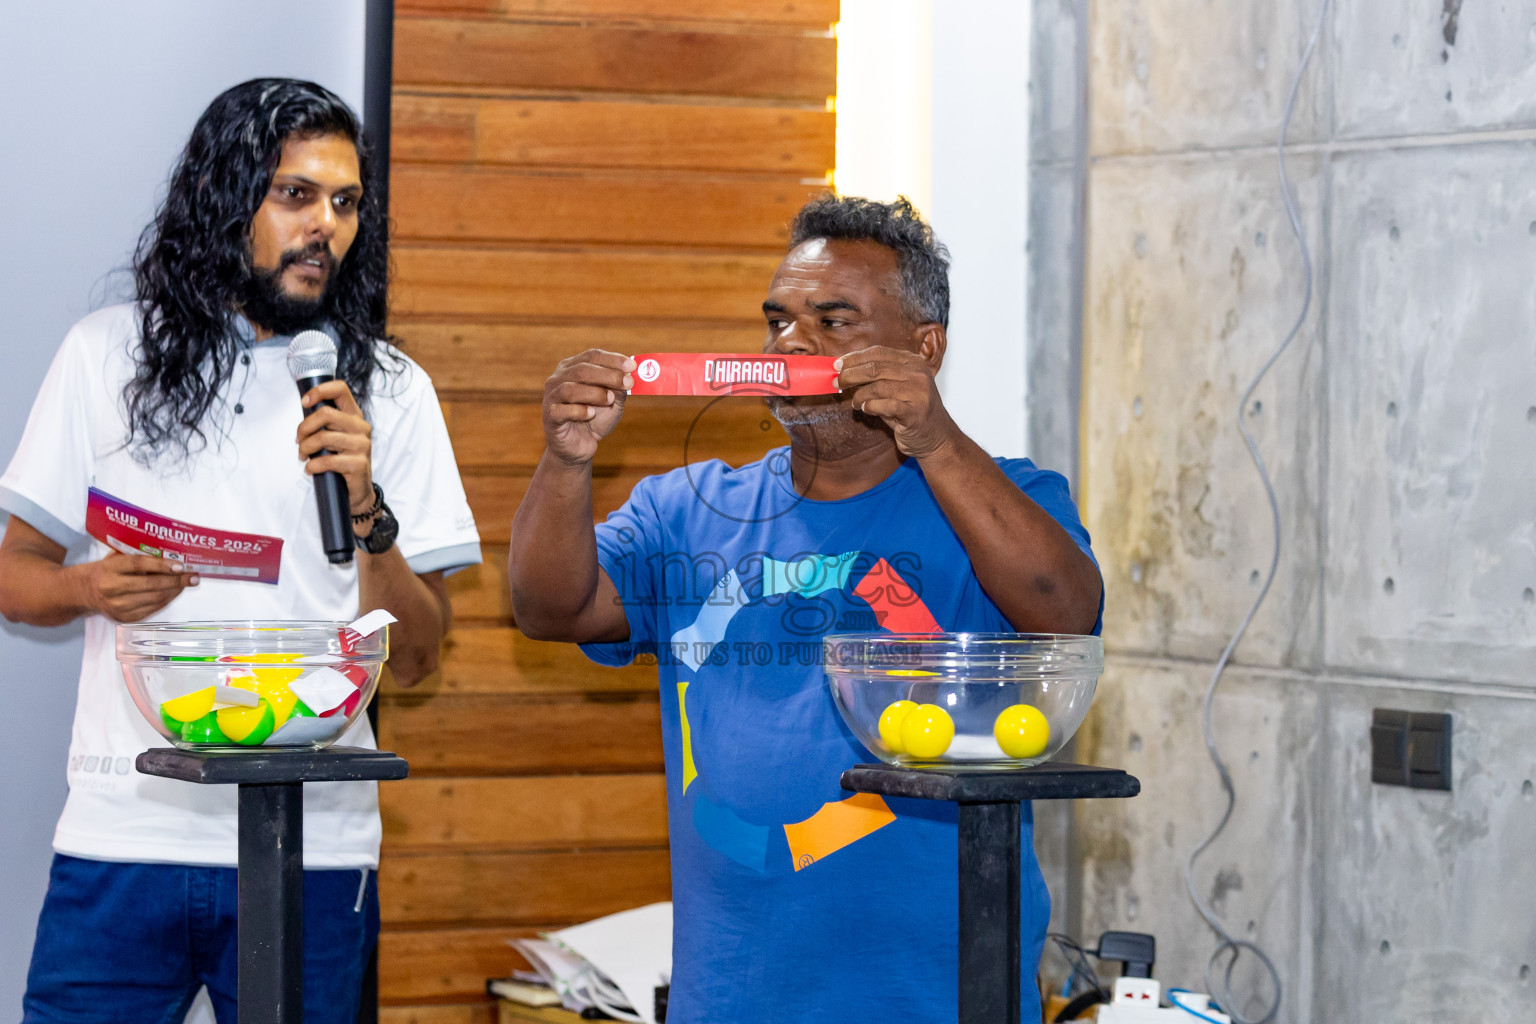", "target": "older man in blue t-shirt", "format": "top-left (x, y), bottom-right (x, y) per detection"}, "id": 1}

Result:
top-left (508, 195), bottom-right (1103, 1024)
